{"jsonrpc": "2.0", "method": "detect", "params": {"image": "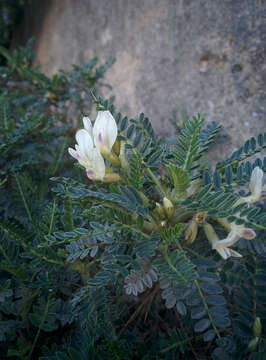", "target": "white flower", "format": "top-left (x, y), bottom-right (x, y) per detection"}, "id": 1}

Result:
top-left (229, 222), bottom-right (256, 240)
top-left (214, 223), bottom-right (256, 260)
top-left (215, 217), bottom-right (256, 240)
top-left (210, 218), bottom-right (256, 259)
top-left (208, 168), bottom-right (263, 259)
top-left (68, 127), bottom-right (105, 180)
top-left (243, 166), bottom-right (264, 204)
top-left (212, 234), bottom-right (243, 260)
top-left (93, 111), bottom-right (118, 155)
top-left (68, 111), bottom-right (118, 181)
top-left (204, 222), bottom-right (243, 260)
